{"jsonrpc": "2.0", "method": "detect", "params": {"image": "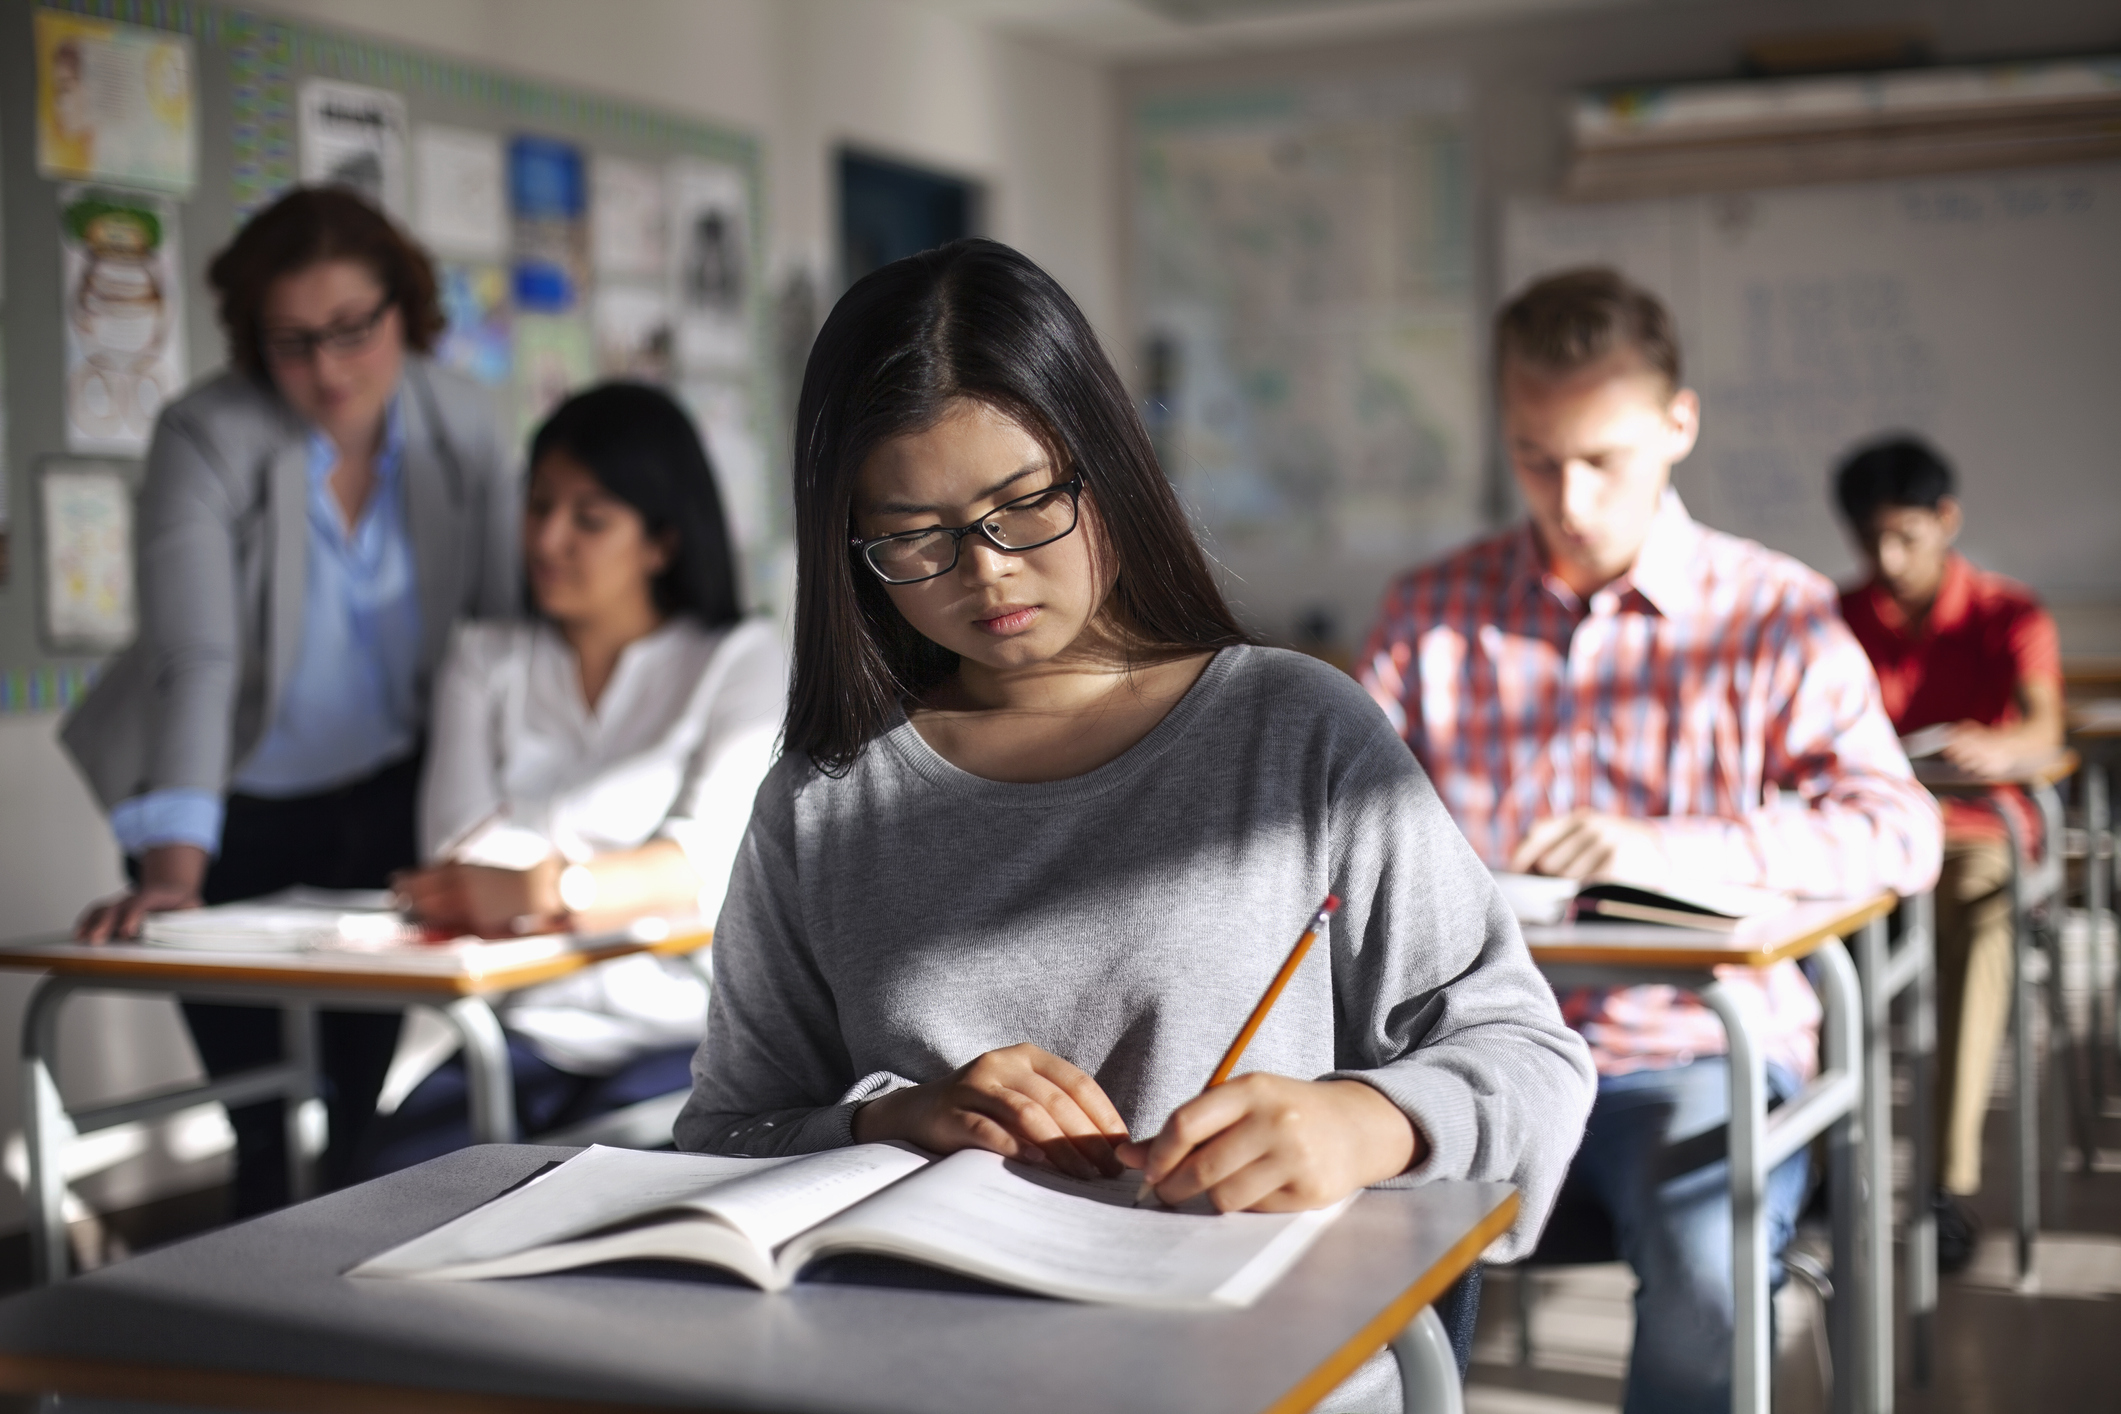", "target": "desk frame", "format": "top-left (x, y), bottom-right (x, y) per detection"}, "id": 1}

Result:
top-left (8, 937), bottom-right (713, 1287)
top-left (1541, 932), bottom-right (1868, 1414)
